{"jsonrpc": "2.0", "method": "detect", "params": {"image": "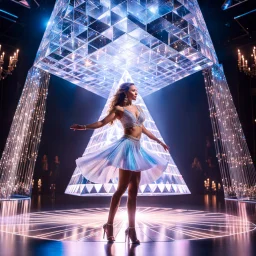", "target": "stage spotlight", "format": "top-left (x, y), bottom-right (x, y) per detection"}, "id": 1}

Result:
top-left (221, 0), bottom-right (248, 10)
top-left (222, 0), bottom-right (233, 10)
top-left (11, 0), bottom-right (31, 8)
